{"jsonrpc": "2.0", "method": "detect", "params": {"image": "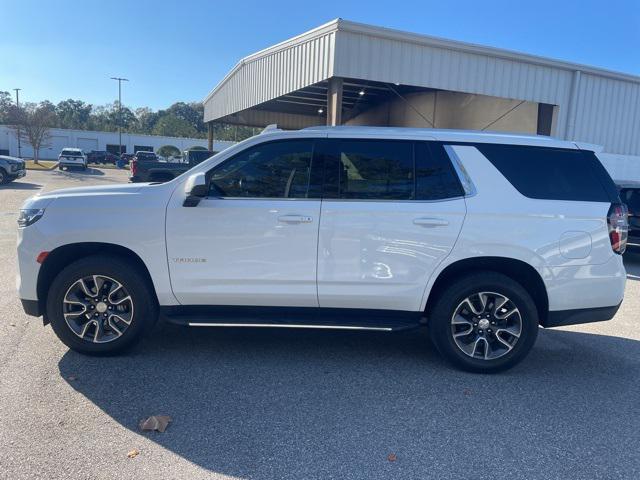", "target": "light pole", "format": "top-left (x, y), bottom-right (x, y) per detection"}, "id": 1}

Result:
top-left (13, 88), bottom-right (21, 158)
top-left (110, 77), bottom-right (129, 155)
